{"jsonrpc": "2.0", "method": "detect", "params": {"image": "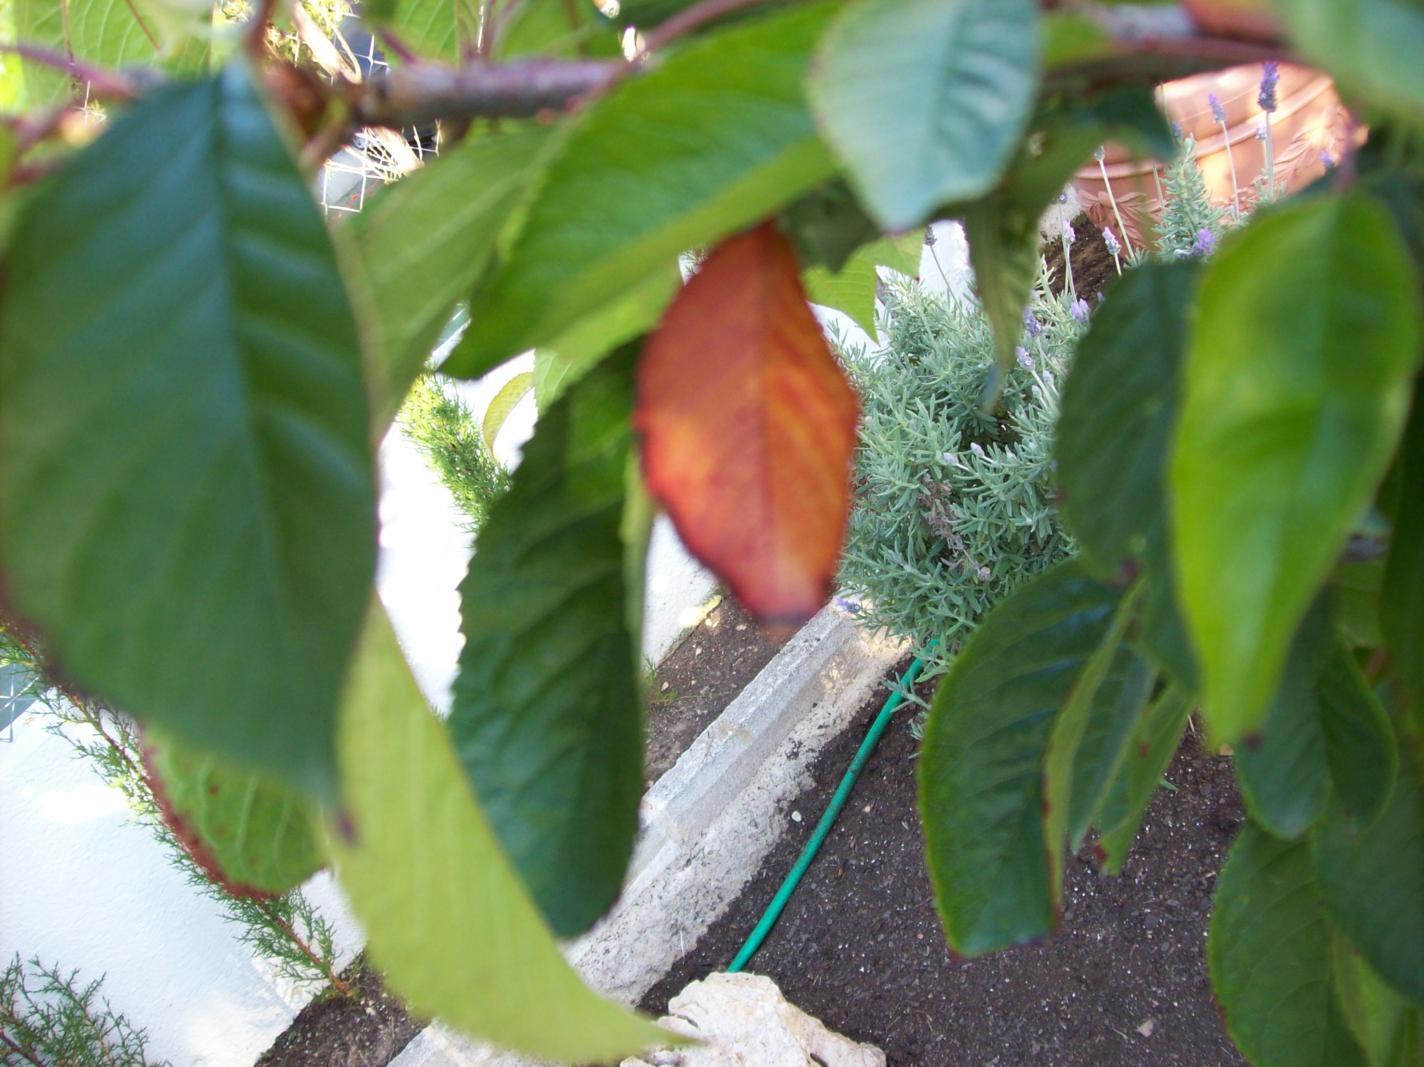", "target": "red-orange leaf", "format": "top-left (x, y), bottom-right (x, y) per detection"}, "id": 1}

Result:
top-left (636, 221), bottom-right (859, 626)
